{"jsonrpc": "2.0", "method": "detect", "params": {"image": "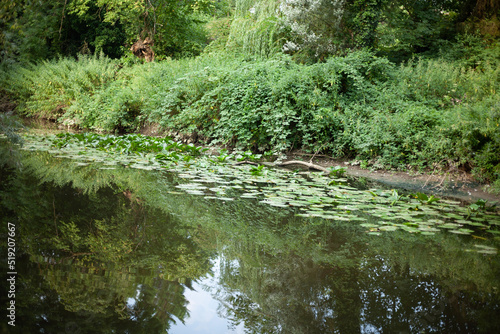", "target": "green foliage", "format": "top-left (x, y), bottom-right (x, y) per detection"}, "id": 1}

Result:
top-left (397, 56), bottom-right (499, 106)
top-left (3, 54), bottom-right (118, 120)
top-left (344, 0), bottom-right (387, 49)
top-left (2, 0), bottom-right (496, 64)
top-left (4, 37), bottom-right (500, 190)
top-left (224, 0), bottom-right (283, 57)
top-left (1, 0), bottom-right (216, 62)
top-left (53, 132), bottom-right (207, 158)
top-left (376, 0), bottom-right (457, 61)
top-left (144, 50), bottom-right (394, 154)
top-left (328, 166), bottom-right (347, 178)
top-left (63, 76), bottom-right (143, 131)
top-left (430, 95), bottom-right (500, 183)
top-left (63, 0), bottom-right (128, 58)
top-left (68, 0), bottom-right (215, 58)
top-left (411, 192), bottom-right (440, 205)
top-left (347, 104), bottom-right (441, 168)
top-left (280, 0), bottom-right (346, 60)
top-left (205, 17), bottom-right (233, 53)
top-left (0, 0), bottom-right (65, 63)
top-left (249, 164), bottom-right (266, 176)
top-left (437, 33), bottom-right (500, 68)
